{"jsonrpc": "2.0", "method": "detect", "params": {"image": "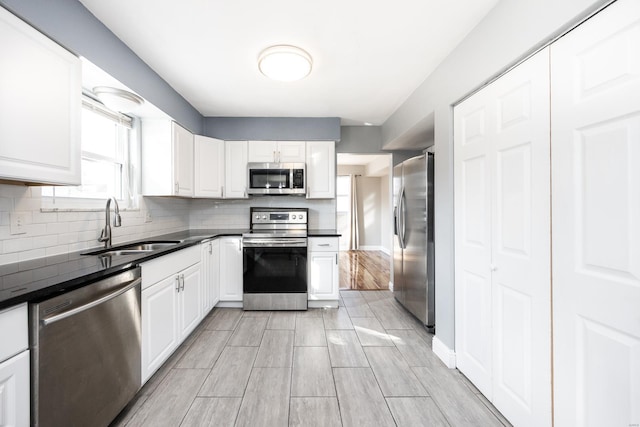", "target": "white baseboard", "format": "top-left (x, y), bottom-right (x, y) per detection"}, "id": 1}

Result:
top-left (380, 246), bottom-right (391, 256)
top-left (388, 281), bottom-right (394, 291)
top-left (308, 300), bottom-right (339, 309)
top-left (432, 336), bottom-right (457, 369)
